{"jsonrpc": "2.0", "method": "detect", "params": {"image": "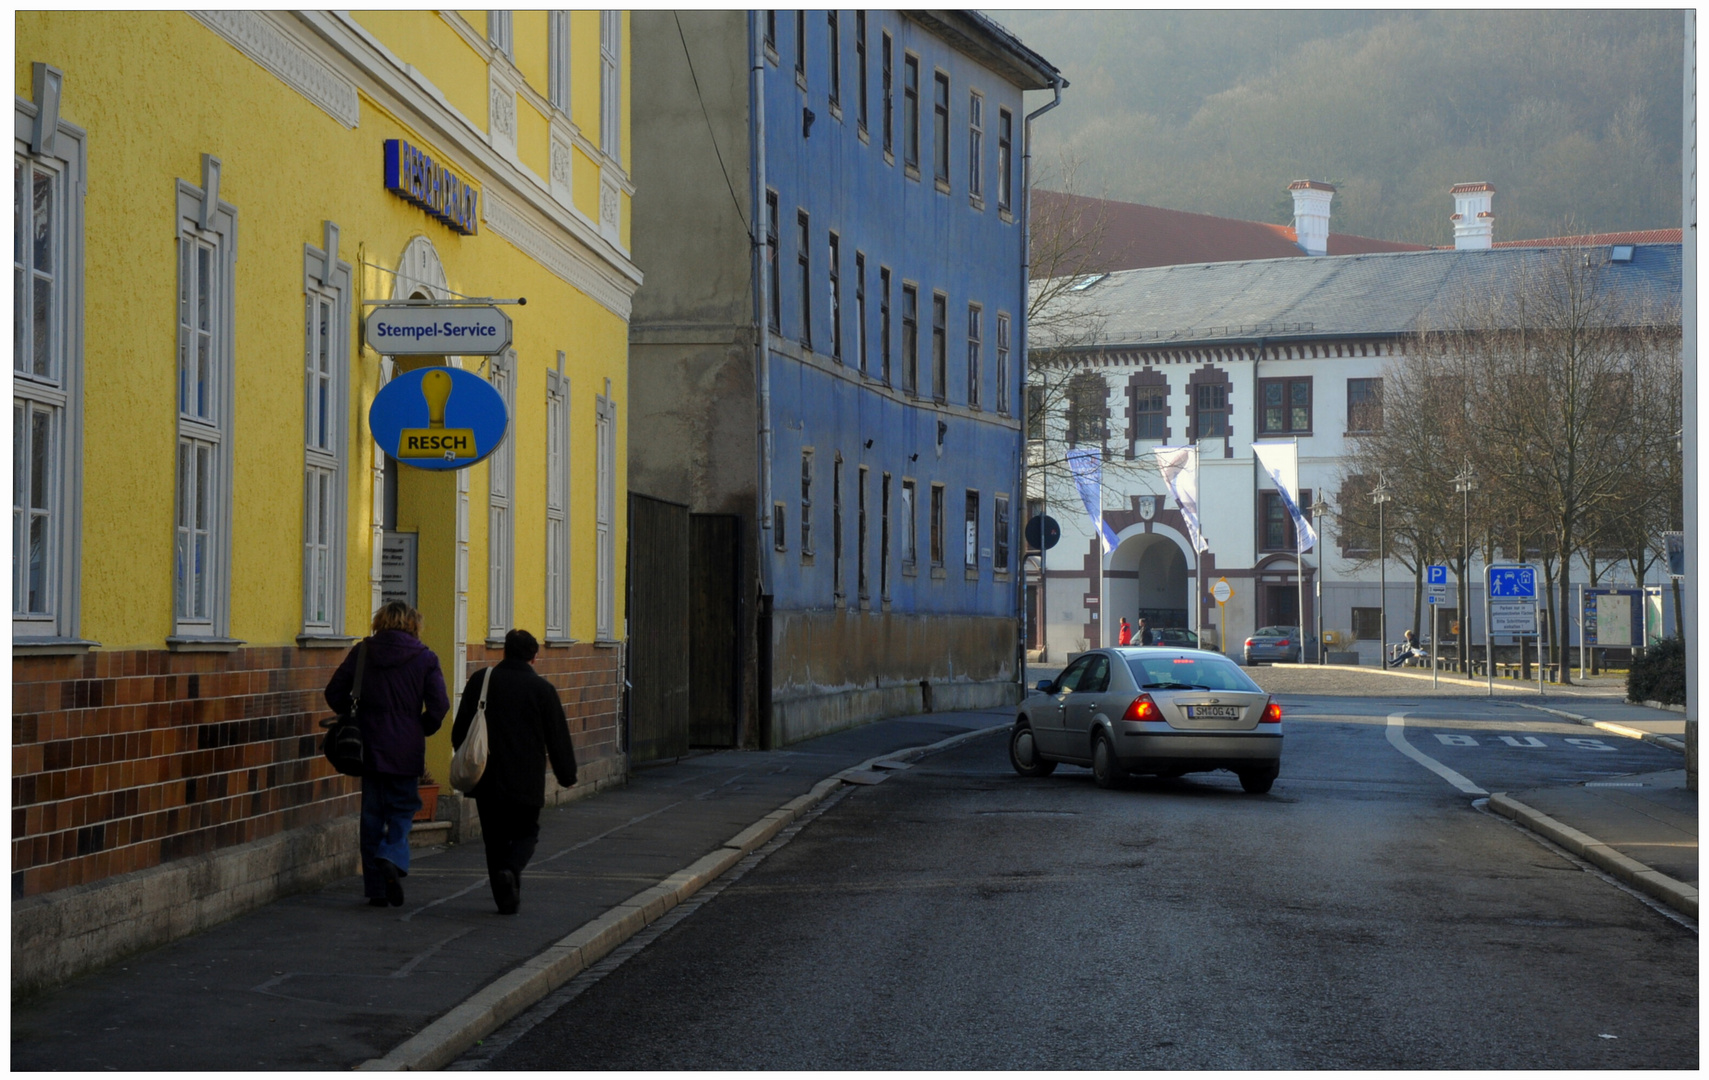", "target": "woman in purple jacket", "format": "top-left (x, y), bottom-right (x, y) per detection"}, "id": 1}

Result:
top-left (325, 602), bottom-right (450, 907)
